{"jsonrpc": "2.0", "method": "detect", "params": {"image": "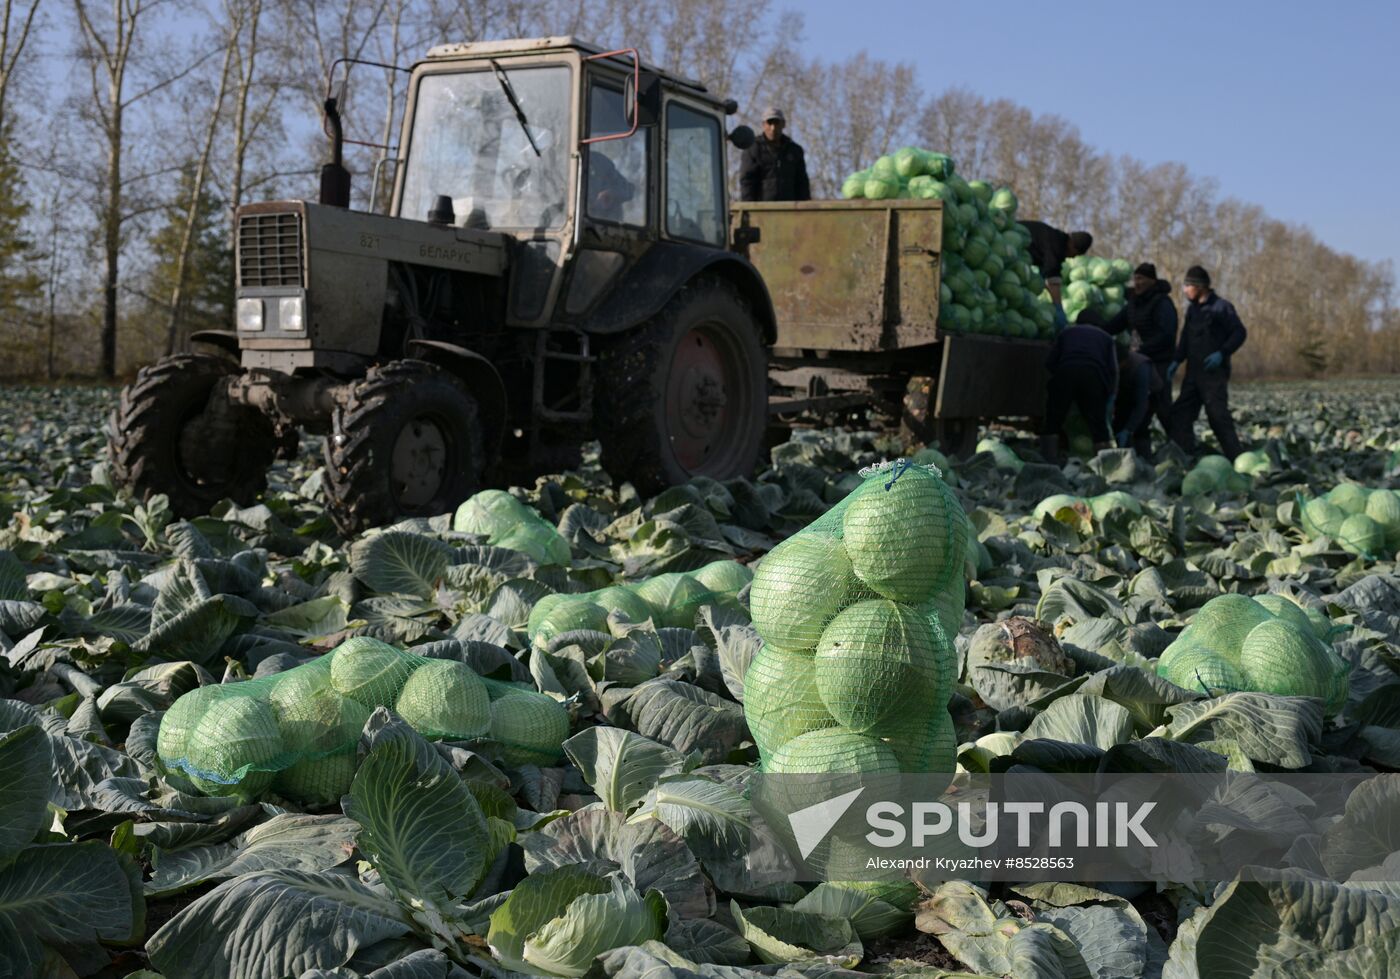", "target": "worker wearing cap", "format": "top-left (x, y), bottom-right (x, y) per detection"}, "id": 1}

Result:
top-left (1108, 262), bottom-right (1178, 444)
top-left (1016, 221), bottom-right (1093, 306)
top-left (1167, 265), bottom-right (1247, 459)
top-left (739, 107), bottom-right (811, 202)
